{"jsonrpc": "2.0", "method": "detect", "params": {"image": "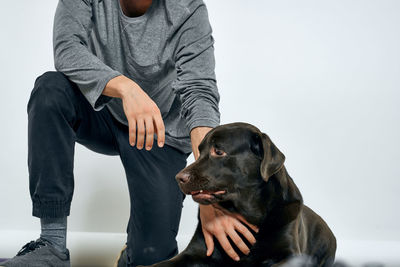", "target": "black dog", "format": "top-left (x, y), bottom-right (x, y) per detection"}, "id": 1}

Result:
top-left (140, 123), bottom-right (336, 267)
